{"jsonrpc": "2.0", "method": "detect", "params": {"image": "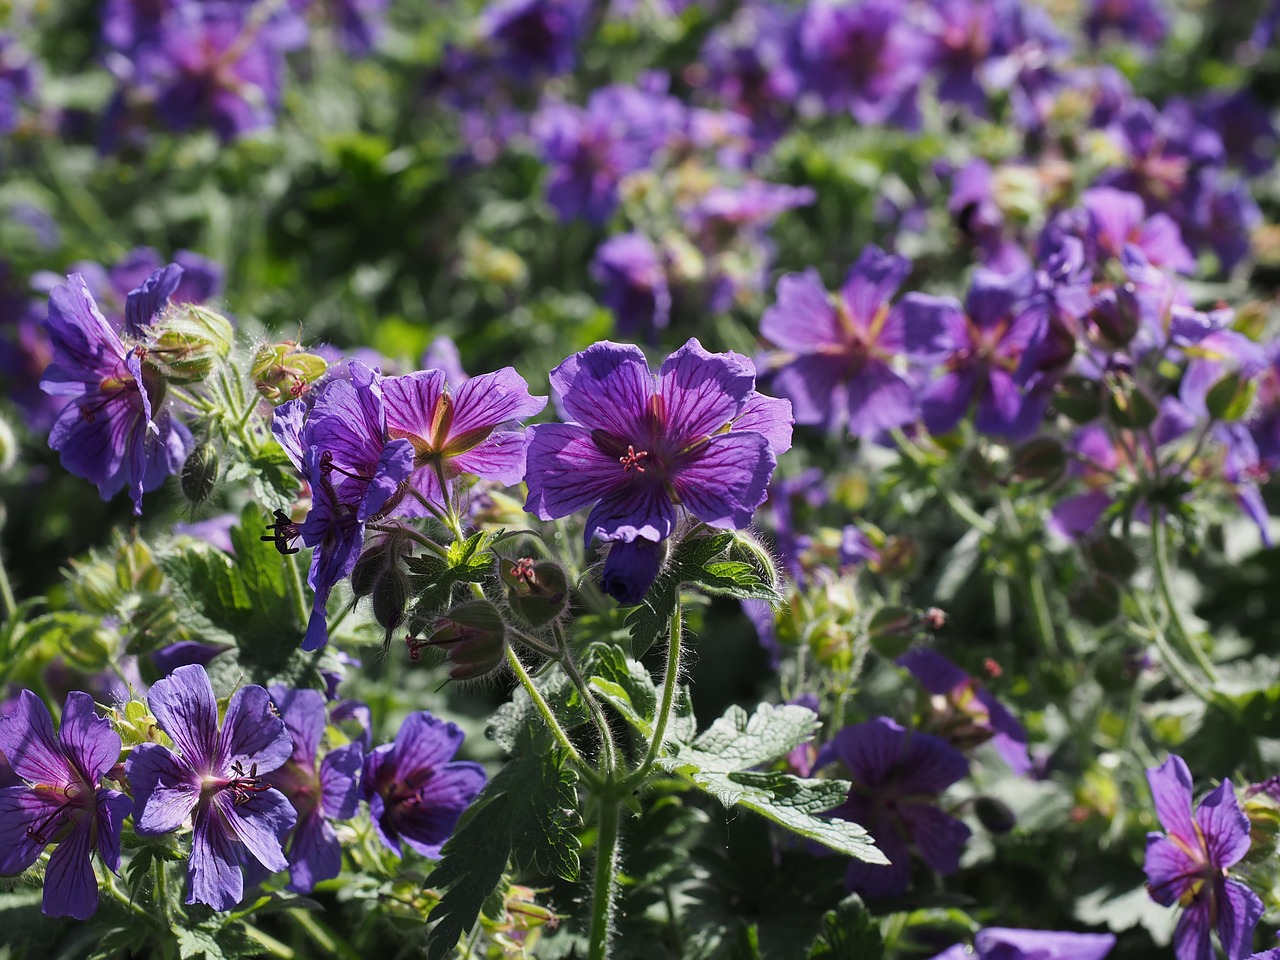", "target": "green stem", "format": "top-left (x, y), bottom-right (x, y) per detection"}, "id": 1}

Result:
top-left (626, 597), bottom-right (682, 788)
top-left (998, 499), bottom-right (1062, 657)
top-left (38, 140), bottom-right (122, 255)
top-left (1135, 592), bottom-right (1218, 707)
top-left (554, 622), bottom-right (617, 775)
top-left (241, 924), bottom-right (295, 959)
top-left (285, 551), bottom-right (310, 629)
top-left (0, 547), bottom-right (16, 624)
top-left (289, 909), bottom-right (363, 960)
top-left (588, 797), bottom-right (621, 960)
top-left (505, 646), bottom-right (595, 783)
top-left (99, 866), bottom-right (158, 927)
top-left (1151, 518), bottom-right (1218, 681)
